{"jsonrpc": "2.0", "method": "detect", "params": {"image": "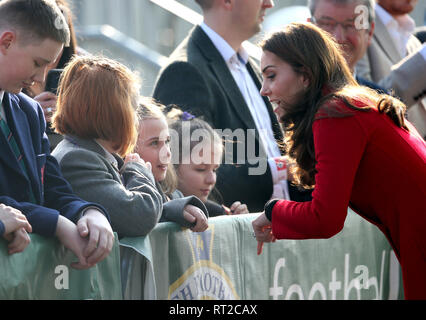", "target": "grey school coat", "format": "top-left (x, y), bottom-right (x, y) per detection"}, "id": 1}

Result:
top-left (52, 135), bottom-right (206, 238)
